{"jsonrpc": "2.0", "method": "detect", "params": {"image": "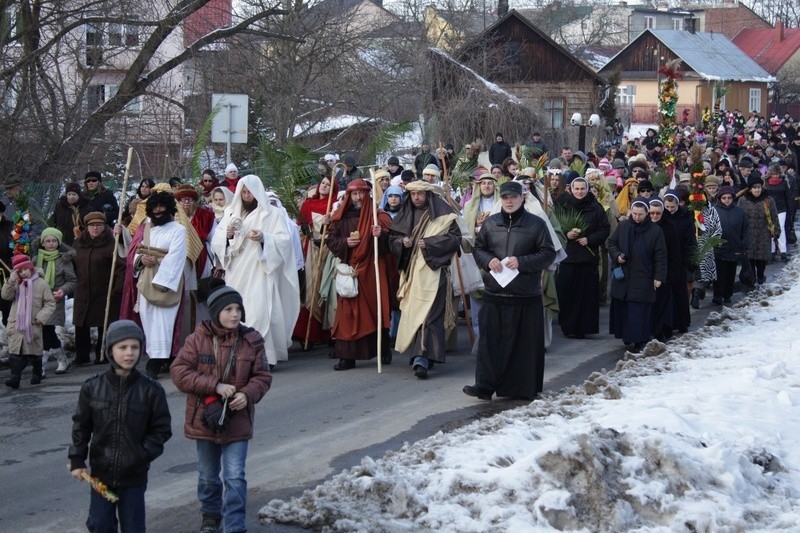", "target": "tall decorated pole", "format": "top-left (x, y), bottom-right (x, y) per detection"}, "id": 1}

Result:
top-left (656, 58), bottom-right (682, 183)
